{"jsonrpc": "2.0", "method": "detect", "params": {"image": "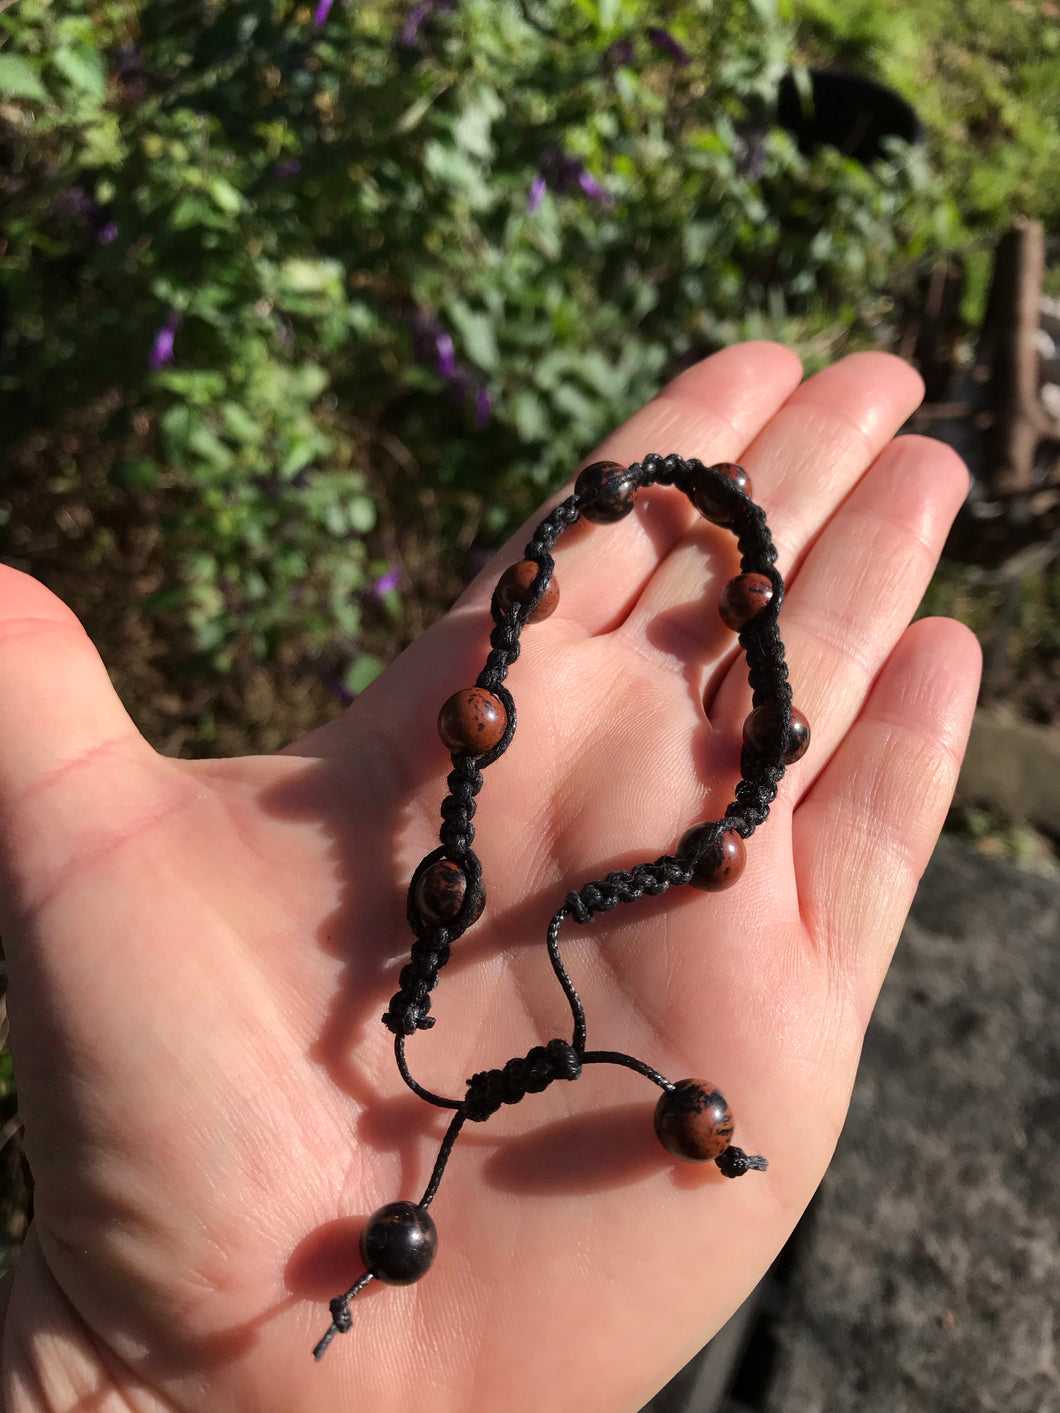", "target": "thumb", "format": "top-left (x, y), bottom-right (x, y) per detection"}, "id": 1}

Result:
top-left (0, 567), bottom-right (159, 924)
